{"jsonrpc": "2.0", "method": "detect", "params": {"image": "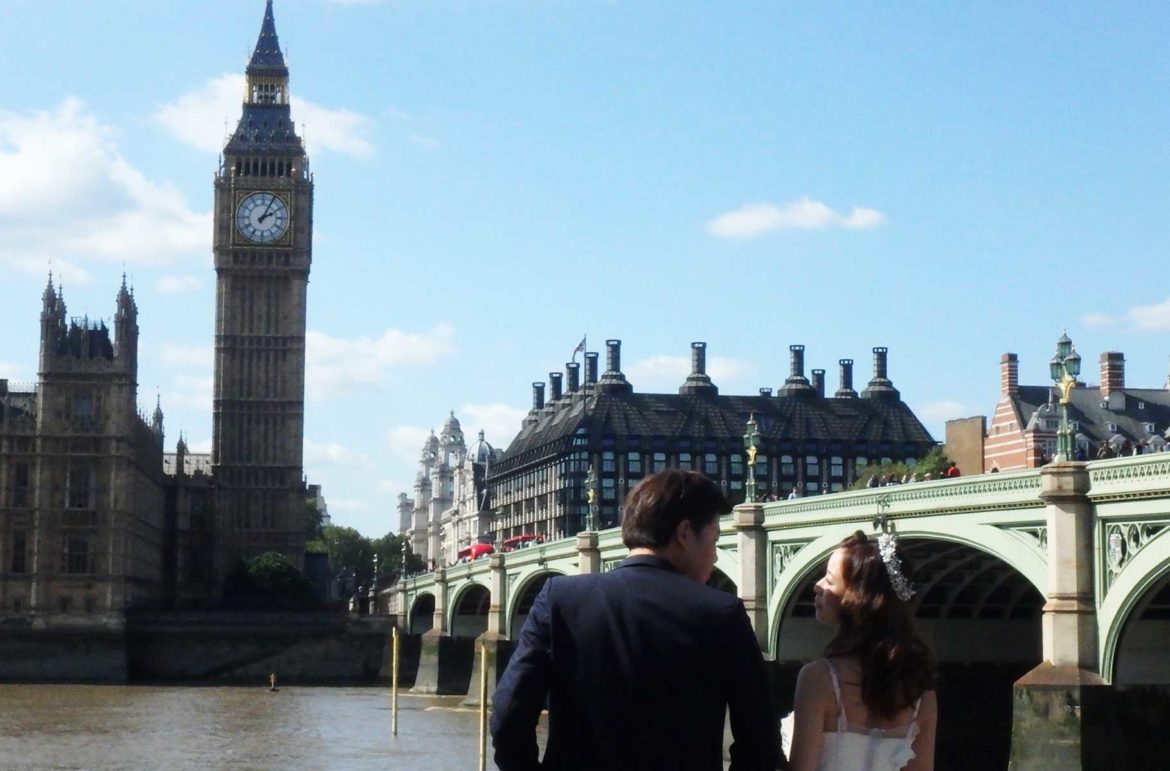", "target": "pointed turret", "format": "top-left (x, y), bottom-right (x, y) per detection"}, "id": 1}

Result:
top-left (248, 1), bottom-right (288, 75)
top-left (113, 274), bottom-right (139, 377)
top-left (152, 394), bottom-right (165, 438)
top-left (115, 273), bottom-right (136, 319)
top-left (42, 272), bottom-right (58, 311)
top-left (39, 273), bottom-right (66, 371)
